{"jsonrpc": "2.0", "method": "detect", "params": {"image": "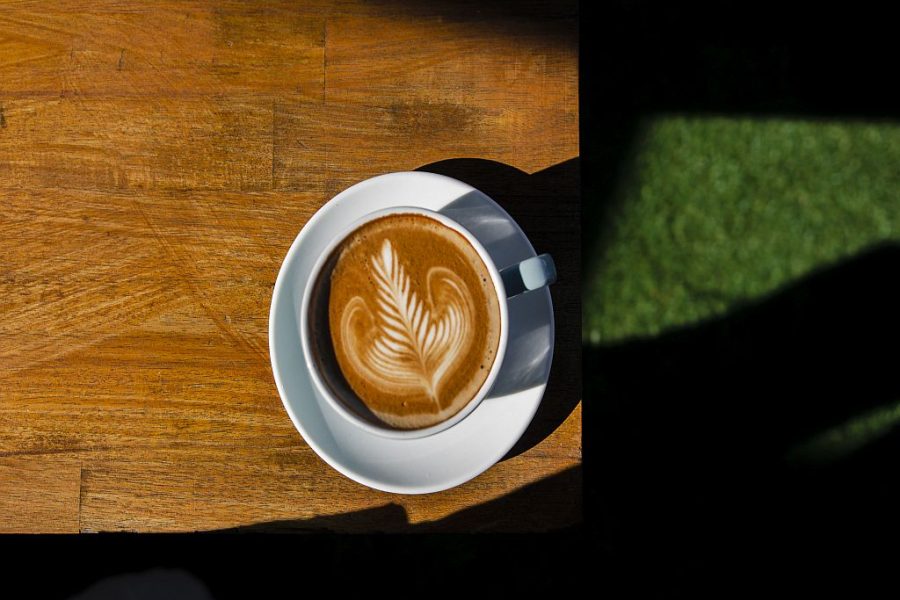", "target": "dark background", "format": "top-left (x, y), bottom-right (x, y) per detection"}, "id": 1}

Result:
top-left (582, 0), bottom-right (900, 596)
